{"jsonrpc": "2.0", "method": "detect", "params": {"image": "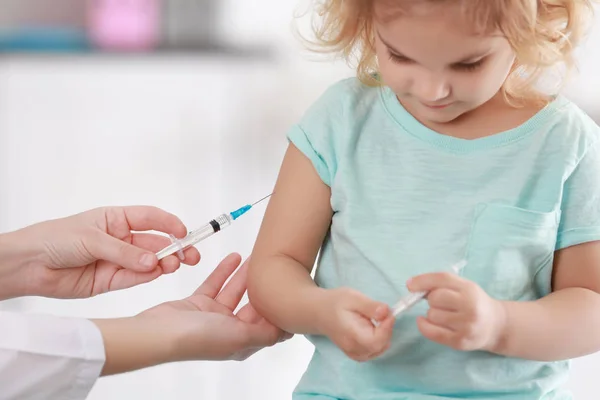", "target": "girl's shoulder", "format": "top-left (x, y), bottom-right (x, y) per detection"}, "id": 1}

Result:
top-left (544, 96), bottom-right (600, 158)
